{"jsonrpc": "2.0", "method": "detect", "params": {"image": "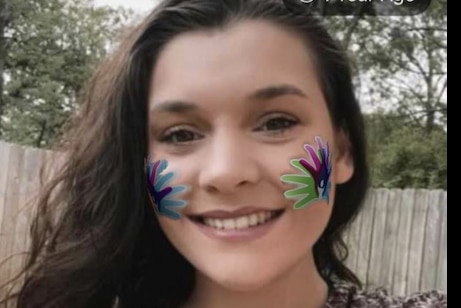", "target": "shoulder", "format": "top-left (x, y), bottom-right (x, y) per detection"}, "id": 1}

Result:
top-left (326, 280), bottom-right (447, 308)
